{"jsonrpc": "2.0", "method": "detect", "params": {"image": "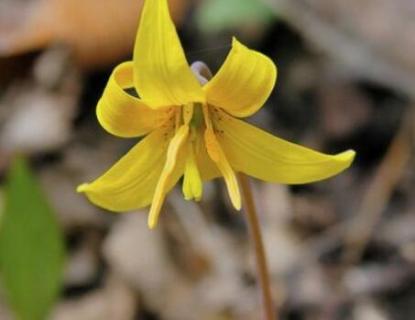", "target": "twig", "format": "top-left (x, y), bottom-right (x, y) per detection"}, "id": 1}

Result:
top-left (342, 109), bottom-right (413, 264)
